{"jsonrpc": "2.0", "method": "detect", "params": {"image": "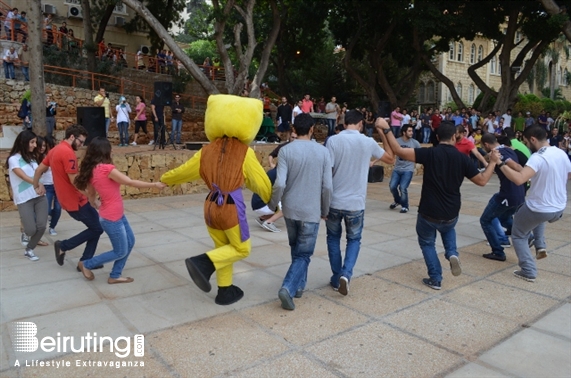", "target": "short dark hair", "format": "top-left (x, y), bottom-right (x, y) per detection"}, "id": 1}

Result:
top-left (455, 125), bottom-right (465, 134)
top-left (293, 113), bottom-right (315, 136)
top-left (65, 124), bottom-right (88, 139)
top-left (344, 109), bottom-right (363, 126)
top-left (436, 122), bottom-right (456, 141)
top-left (335, 124), bottom-right (345, 132)
top-left (504, 128), bottom-right (515, 139)
top-left (523, 125), bottom-right (547, 142)
top-left (481, 133), bottom-right (497, 145)
top-left (401, 124), bottom-right (413, 135)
